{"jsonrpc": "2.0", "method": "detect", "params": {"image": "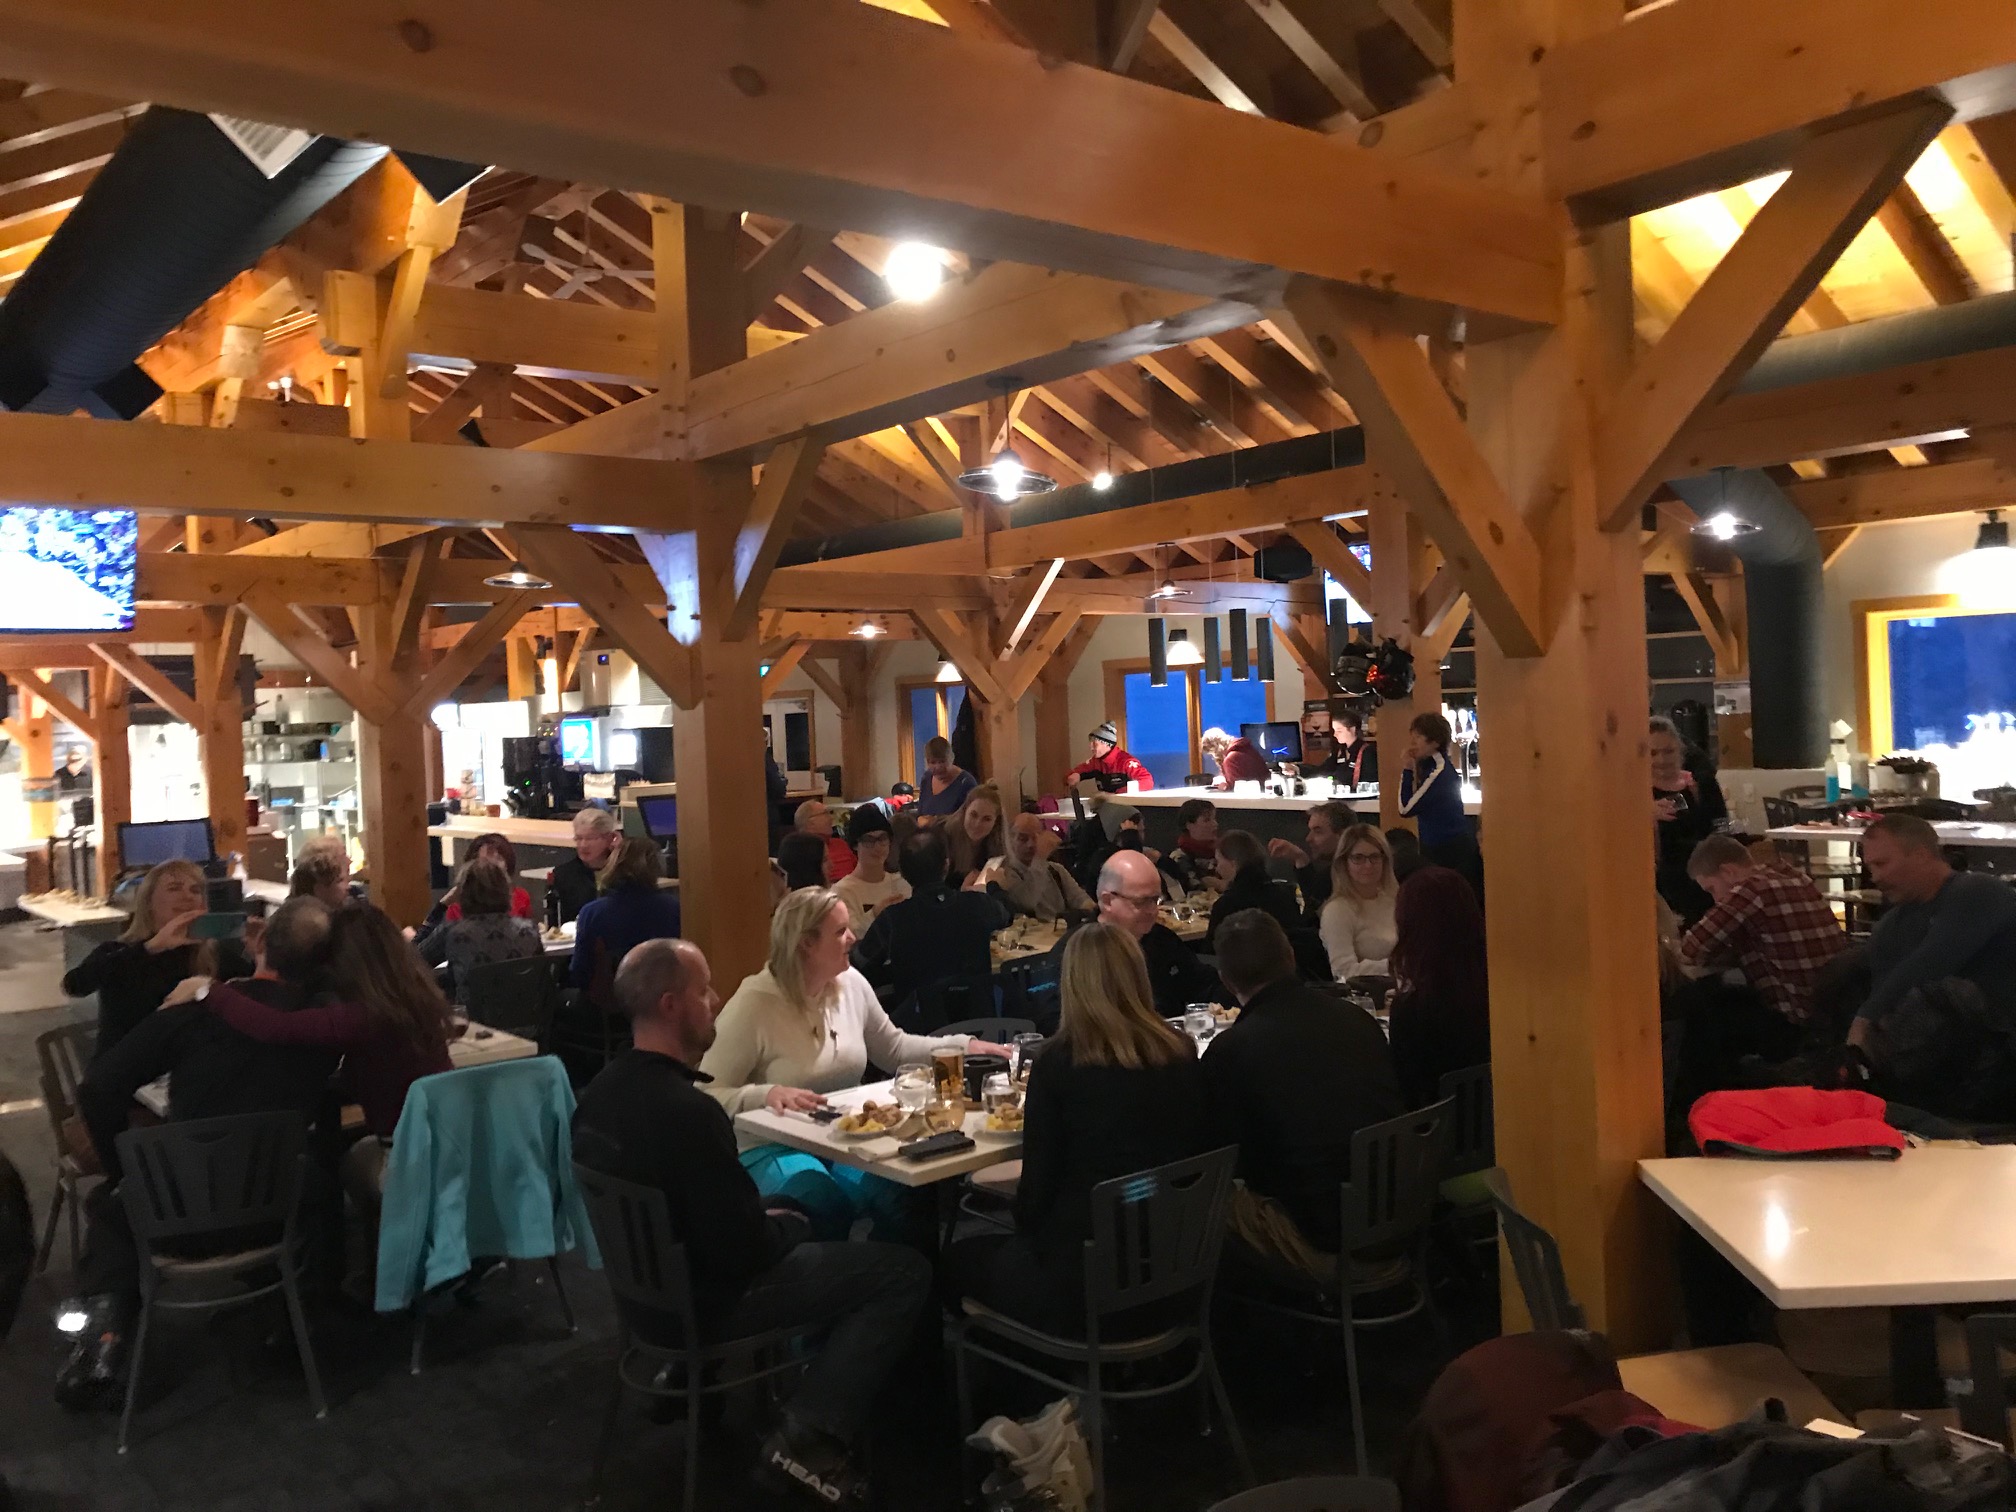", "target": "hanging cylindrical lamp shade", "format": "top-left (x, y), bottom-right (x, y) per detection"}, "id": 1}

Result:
top-left (1228, 608), bottom-right (1249, 681)
top-left (1148, 617), bottom-right (1168, 688)
top-left (1202, 617), bottom-right (1222, 682)
top-left (1256, 615), bottom-right (1276, 682)
top-left (1326, 595), bottom-right (1352, 674)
